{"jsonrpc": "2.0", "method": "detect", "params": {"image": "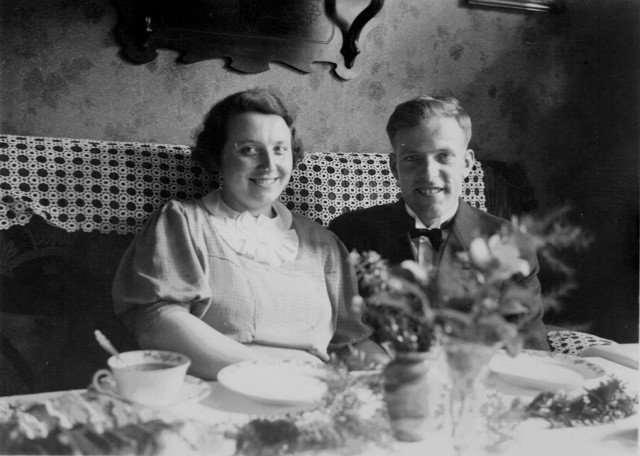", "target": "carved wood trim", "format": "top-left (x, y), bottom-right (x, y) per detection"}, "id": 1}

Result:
top-left (111, 0), bottom-right (385, 80)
